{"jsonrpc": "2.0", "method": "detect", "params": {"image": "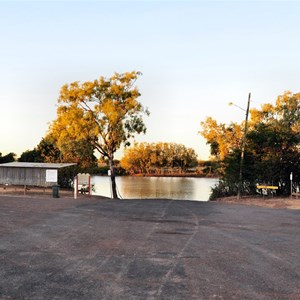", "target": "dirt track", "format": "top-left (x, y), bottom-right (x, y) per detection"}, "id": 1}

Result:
top-left (0, 194), bottom-right (299, 299)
